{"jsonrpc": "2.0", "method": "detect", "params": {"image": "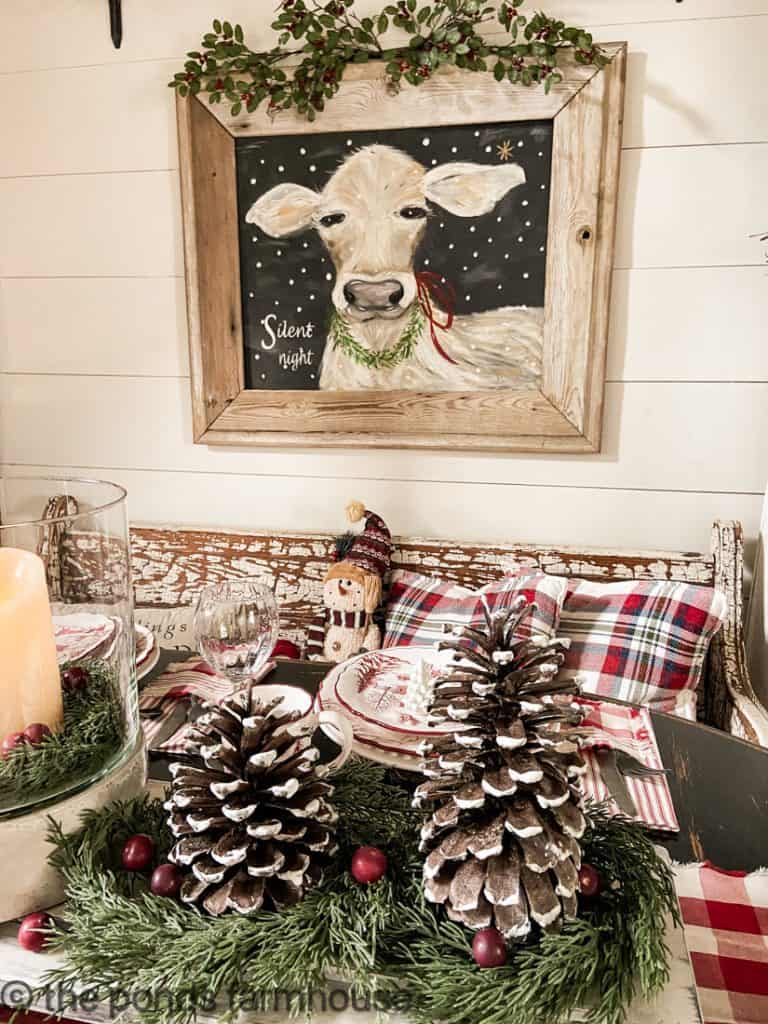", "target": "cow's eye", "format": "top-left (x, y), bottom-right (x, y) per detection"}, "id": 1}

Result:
top-left (399, 206), bottom-right (428, 219)
top-left (319, 212), bottom-right (346, 227)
